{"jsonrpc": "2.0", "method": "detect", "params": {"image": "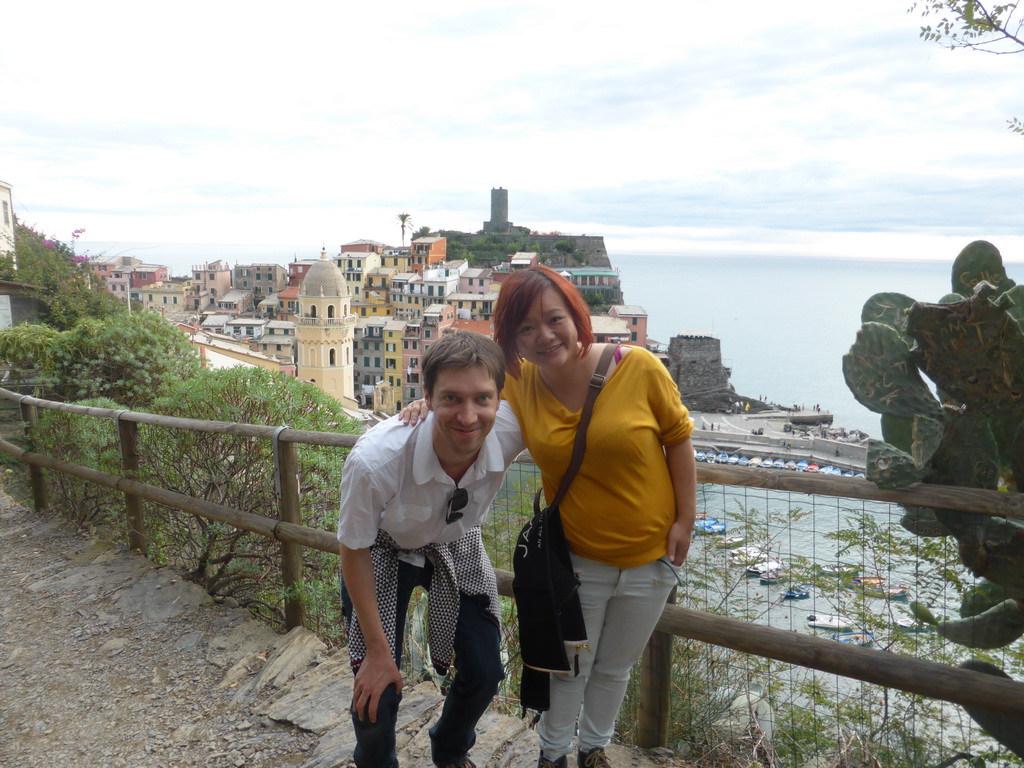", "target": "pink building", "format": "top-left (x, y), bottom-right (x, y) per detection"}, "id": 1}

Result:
top-left (608, 305), bottom-right (649, 347)
top-left (189, 260), bottom-right (232, 312)
top-left (458, 267), bottom-right (493, 295)
top-left (401, 303), bottom-right (456, 403)
top-left (130, 264), bottom-right (169, 289)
